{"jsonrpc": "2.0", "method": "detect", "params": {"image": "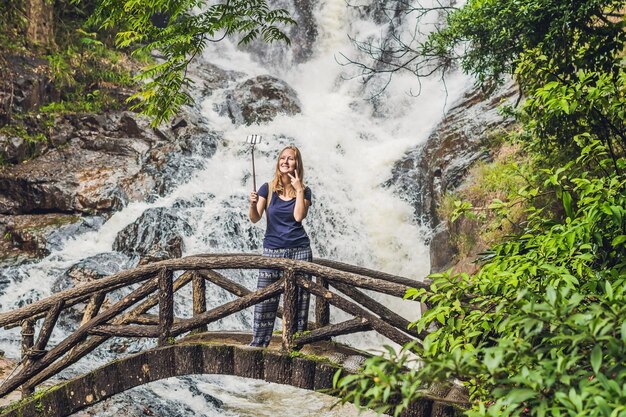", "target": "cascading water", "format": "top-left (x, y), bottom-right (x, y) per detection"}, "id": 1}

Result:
top-left (0, 0), bottom-right (473, 415)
